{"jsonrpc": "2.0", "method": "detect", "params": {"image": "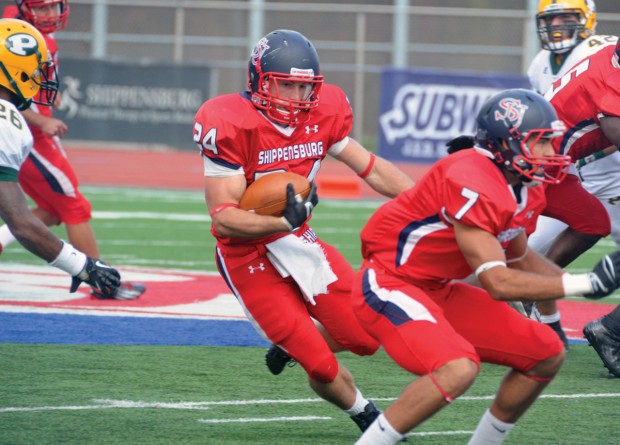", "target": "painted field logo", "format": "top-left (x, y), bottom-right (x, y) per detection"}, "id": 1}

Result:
top-left (0, 263), bottom-right (245, 320)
